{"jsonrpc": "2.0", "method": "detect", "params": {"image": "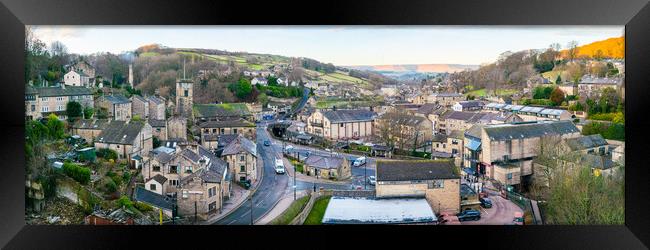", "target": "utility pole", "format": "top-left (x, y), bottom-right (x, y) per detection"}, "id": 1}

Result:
top-left (294, 164), bottom-right (297, 200)
top-left (249, 194), bottom-right (253, 225)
